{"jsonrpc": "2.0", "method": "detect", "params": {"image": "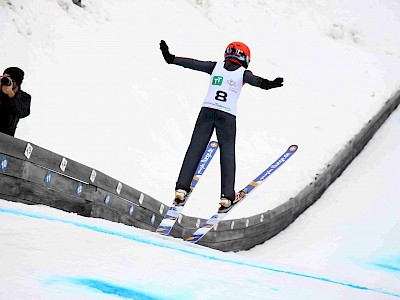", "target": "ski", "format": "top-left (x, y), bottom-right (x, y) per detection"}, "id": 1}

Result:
top-left (156, 140), bottom-right (219, 235)
top-left (186, 145), bottom-right (298, 243)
